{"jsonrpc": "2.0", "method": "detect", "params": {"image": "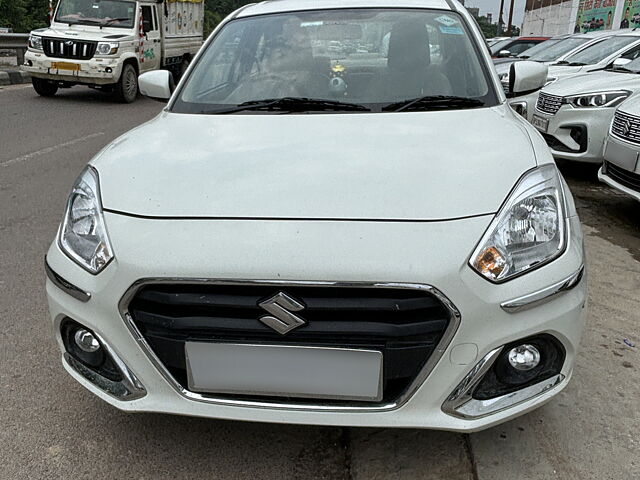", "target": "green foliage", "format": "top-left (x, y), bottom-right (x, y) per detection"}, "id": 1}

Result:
top-left (0, 0), bottom-right (251, 33)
